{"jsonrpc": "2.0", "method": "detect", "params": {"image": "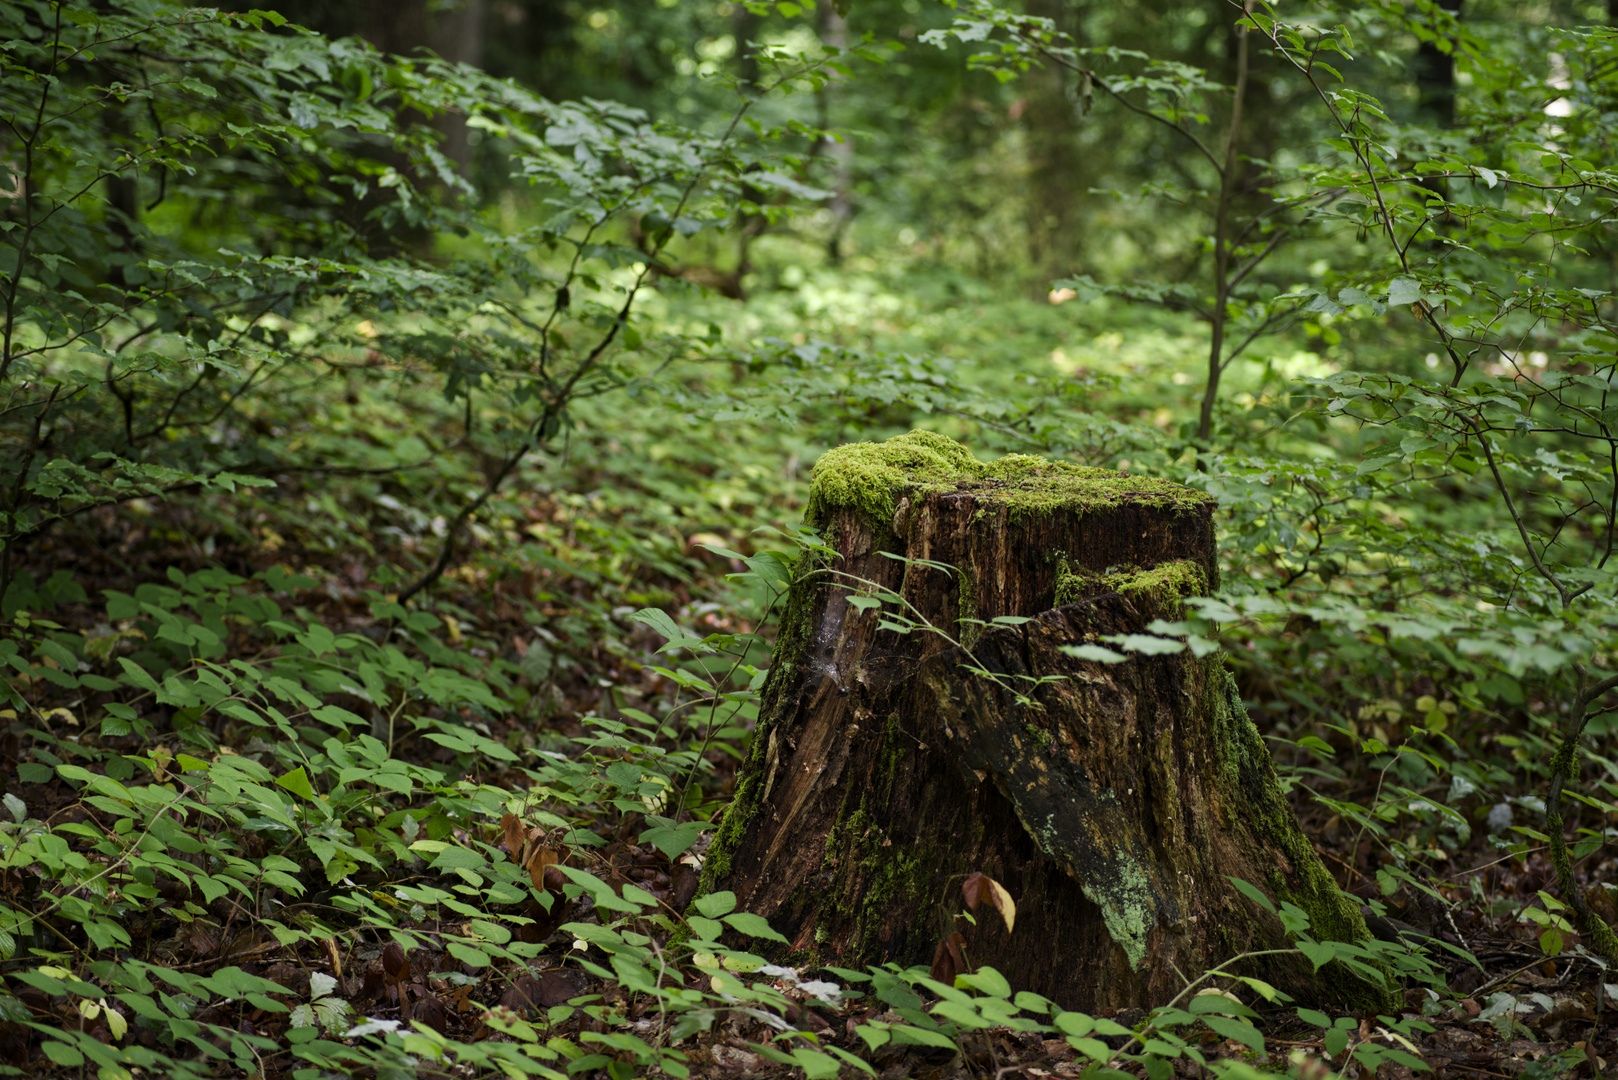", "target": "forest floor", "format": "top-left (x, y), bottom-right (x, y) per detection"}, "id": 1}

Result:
top-left (4, 476), bottom-right (1614, 1080)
